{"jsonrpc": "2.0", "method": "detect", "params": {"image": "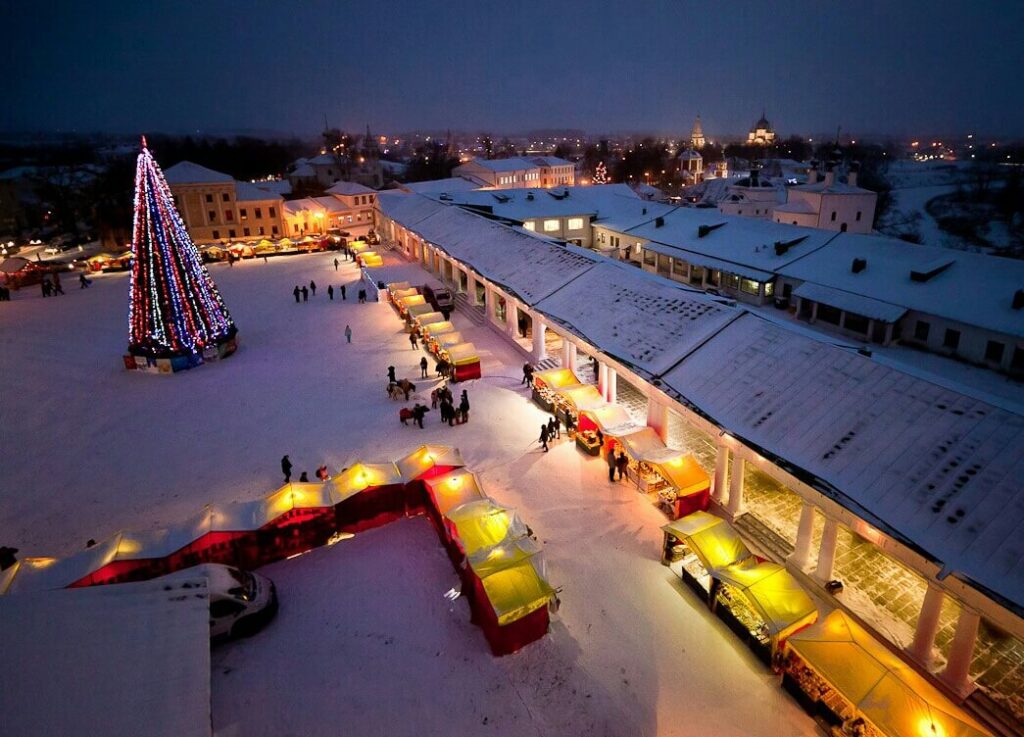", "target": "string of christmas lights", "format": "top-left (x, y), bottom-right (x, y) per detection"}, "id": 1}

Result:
top-left (127, 138), bottom-right (237, 359)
